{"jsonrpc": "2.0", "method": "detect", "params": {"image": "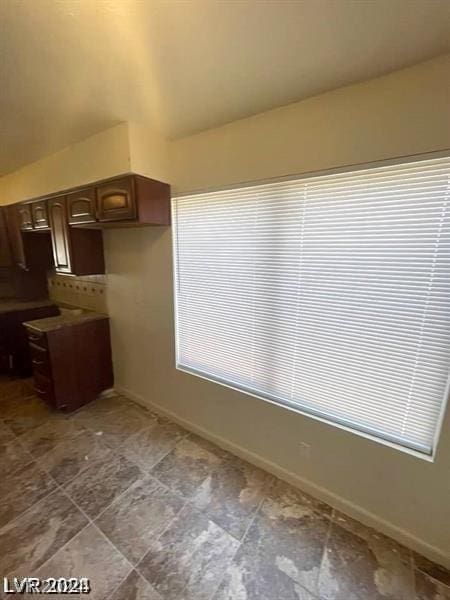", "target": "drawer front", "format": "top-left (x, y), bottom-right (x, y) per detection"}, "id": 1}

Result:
top-left (31, 200), bottom-right (50, 230)
top-left (33, 372), bottom-right (55, 408)
top-left (26, 329), bottom-right (47, 350)
top-left (30, 342), bottom-right (51, 378)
